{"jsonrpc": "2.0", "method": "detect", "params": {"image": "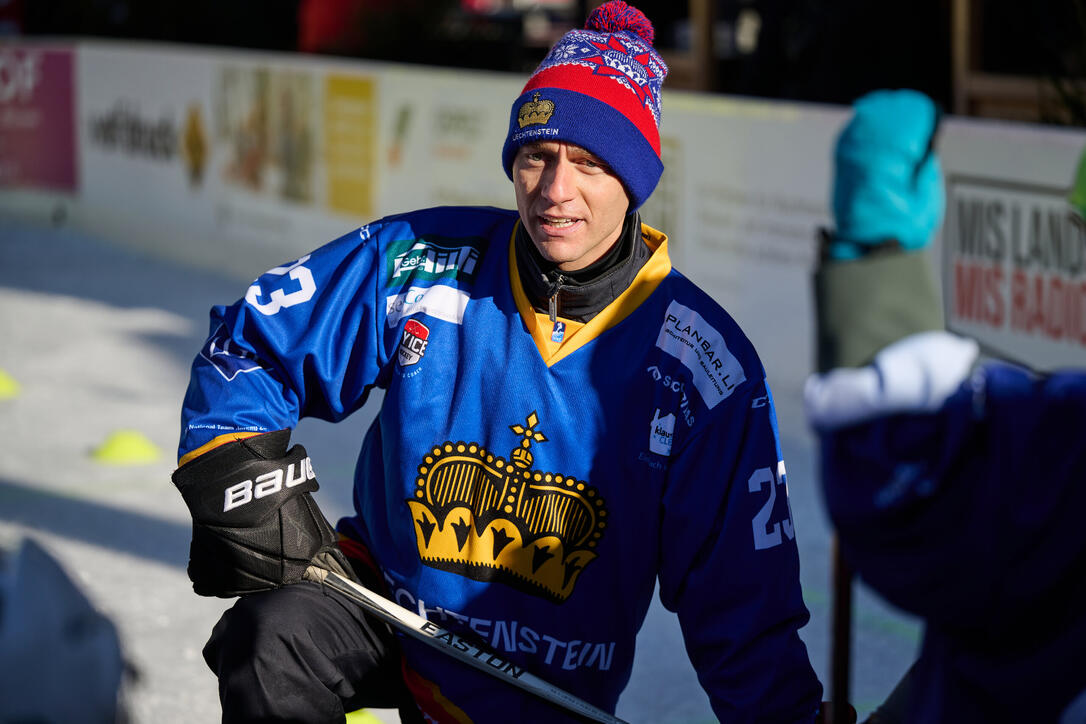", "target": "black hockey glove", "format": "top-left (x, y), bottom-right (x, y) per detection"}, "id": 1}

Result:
top-left (171, 429), bottom-right (355, 598)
